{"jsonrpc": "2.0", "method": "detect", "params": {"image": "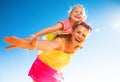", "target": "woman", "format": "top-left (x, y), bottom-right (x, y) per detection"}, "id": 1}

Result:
top-left (4, 22), bottom-right (92, 82)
